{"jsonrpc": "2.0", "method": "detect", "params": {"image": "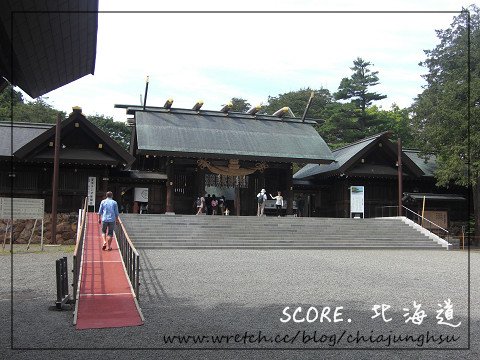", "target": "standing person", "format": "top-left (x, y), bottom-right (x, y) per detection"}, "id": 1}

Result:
top-left (257, 189), bottom-right (267, 216)
top-left (196, 193), bottom-right (206, 215)
top-left (219, 195), bottom-right (226, 215)
top-left (211, 195), bottom-right (219, 215)
top-left (97, 191), bottom-right (119, 251)
top-left (270, 191), bottom-right (284, 217)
